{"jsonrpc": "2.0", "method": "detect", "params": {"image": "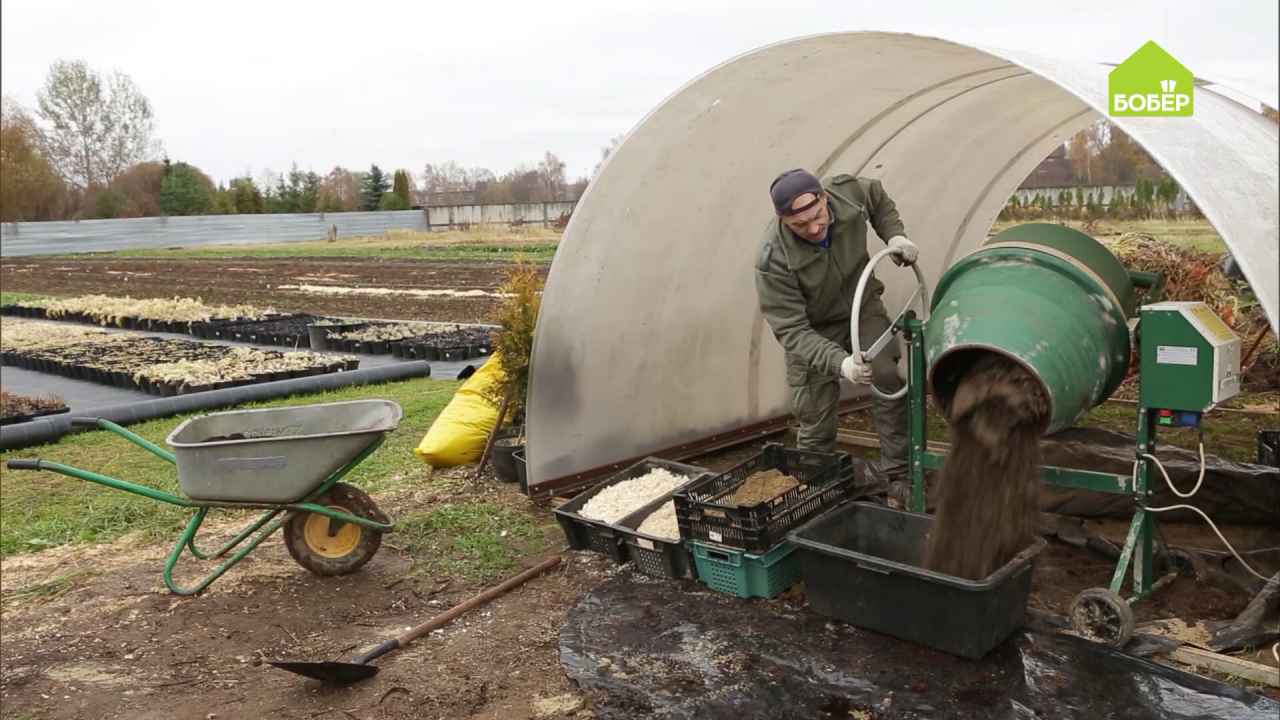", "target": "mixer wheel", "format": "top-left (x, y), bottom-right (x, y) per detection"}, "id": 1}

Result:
top-left (1069, 587), bottom-right (1134, 647)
